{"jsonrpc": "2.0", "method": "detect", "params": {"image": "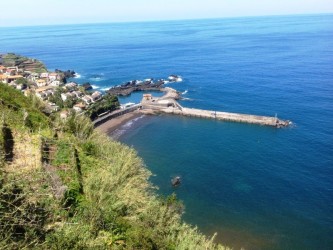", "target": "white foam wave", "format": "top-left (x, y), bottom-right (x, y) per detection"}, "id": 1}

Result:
top-left (122, 115), bottom-right (145, 129)
top-left (123, 121), bottom-right (133, 128)
top-left (110, 129), bottom-right (125, 140)
top-left (74, 73), bottom-right (81, 78)
top-left (182, 90), bottom-right (188, 95)
top-left (91, 85), bottom-right (99, 89)
top-left (89, 77), bottom-right (104, 82)
top-left (110, 115), bottom-right (146, 139)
